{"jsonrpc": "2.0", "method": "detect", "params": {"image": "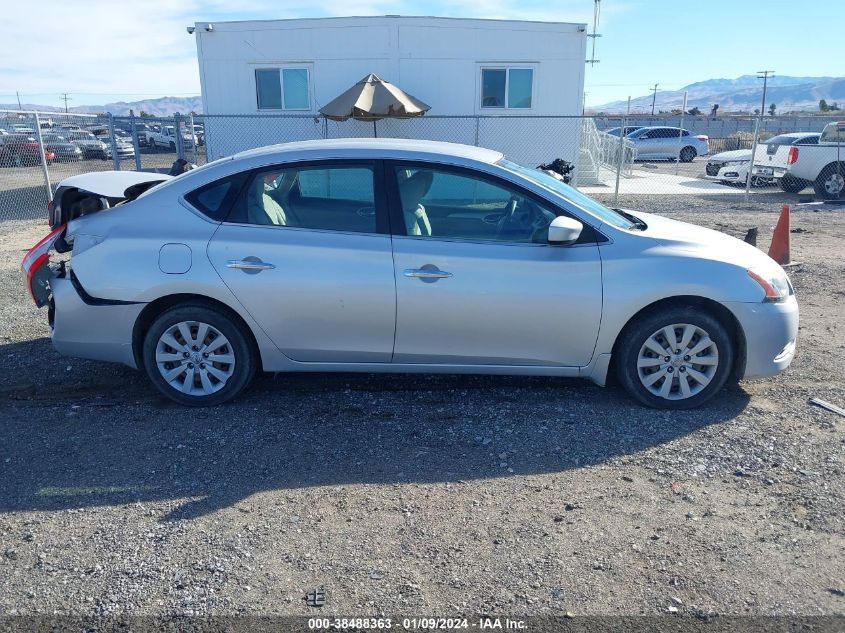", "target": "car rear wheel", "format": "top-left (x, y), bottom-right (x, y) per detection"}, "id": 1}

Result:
top-left (679, 146), bottom-right (697, 163)
top-left (616, 307), bottom-right (734, 409)
top-left (813, 164), bottom-right (845, 200)
top-left (142, 305), bottom-right (255, 406)
top-left (779, 175), bottom-right (807, 193)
